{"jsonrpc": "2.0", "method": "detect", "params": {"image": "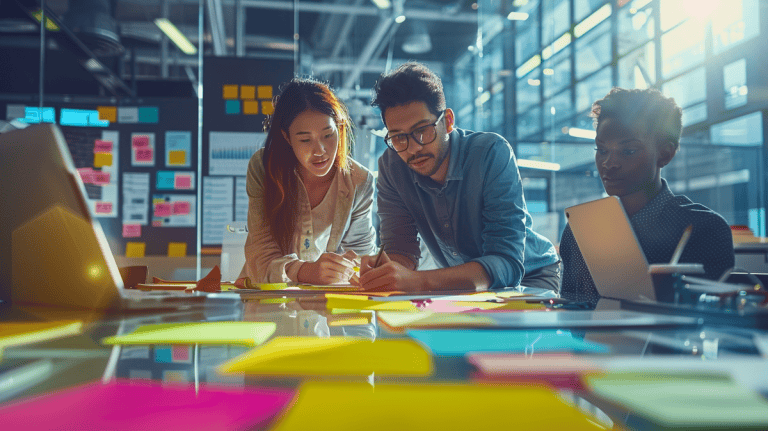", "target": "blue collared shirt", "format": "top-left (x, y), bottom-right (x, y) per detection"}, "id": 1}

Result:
top-left (377, 128), bottom-right (559, 289)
